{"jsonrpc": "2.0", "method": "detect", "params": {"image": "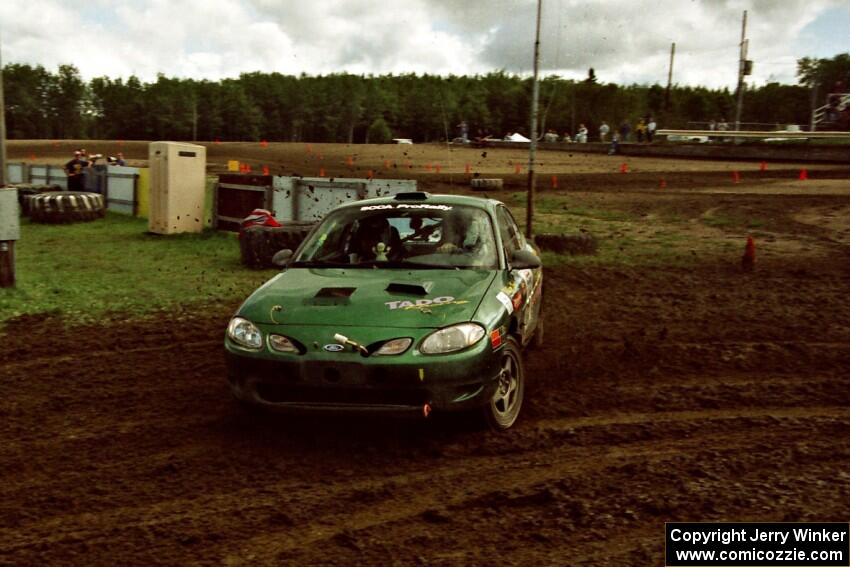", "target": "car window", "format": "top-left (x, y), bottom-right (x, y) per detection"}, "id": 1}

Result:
top-left (496, 206), bottom-right (523, 254)
top-left (296, 203), bottom-right (498, 269)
